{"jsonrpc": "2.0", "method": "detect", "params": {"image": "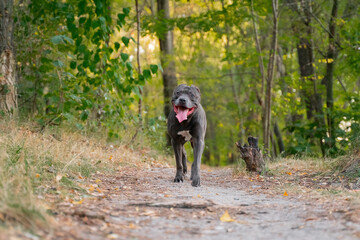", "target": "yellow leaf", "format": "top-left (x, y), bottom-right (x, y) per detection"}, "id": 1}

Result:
top-left (128, 223), bottom-right (137, 229)
top-left (96, 188), bottom-right (102, 193)
top-left (72, 199), bottom-right (84, 205)
top-left (283, 191), bottom-right (288, 196)
top-left (164, 194), bottom-right (172, 198)
top-left (197, 194), bottom-right (202, 198)
top-left (286, 172), bottom-right (292, 175)
top-left (89, 185), bottom-right (95, 192)
top-left (220, 211), bottom-right (235, 222)
top-left (109, 156), bottom-right (113, 160)
top-left (35, 173), bottom-right (40, 178)
top-left (95, 179), bottom-right (101, 183)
